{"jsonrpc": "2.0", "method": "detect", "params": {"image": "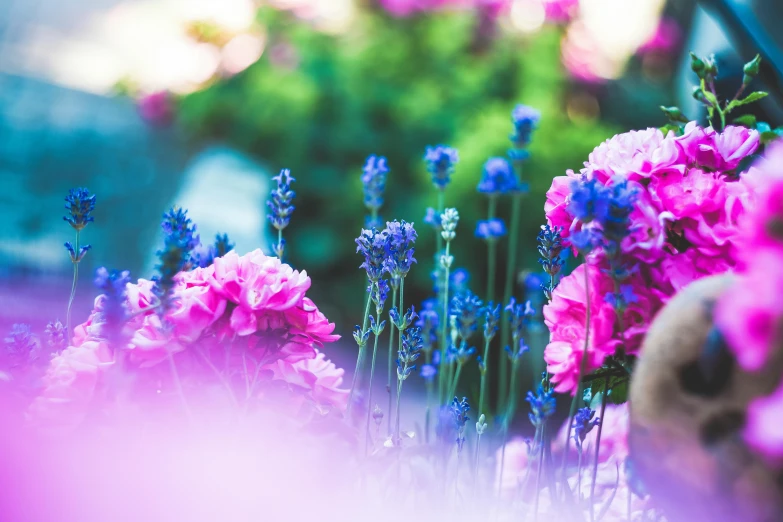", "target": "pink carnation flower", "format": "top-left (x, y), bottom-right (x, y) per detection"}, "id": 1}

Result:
top-left (544, 264), bottom-right (619, 394)
top-left (552, 403), bottom-right (630, 463)
top-left (586, 127), bottom-right (683, 183)
top-left (30, 250), bottom-right (342, 430)
top-left (27, 340), bottom-right (113, 432)
top-left (677, 122), bottom-right (759, 172)
top-left (269, 349), bottom-right (348, 411)
top-left (744, 380), bottom-right (783, 466)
